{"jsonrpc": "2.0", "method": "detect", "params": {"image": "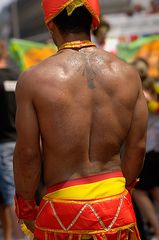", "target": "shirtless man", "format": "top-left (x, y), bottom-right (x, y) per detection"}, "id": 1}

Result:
top-left (13, 1), bottom-right (148, 239)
